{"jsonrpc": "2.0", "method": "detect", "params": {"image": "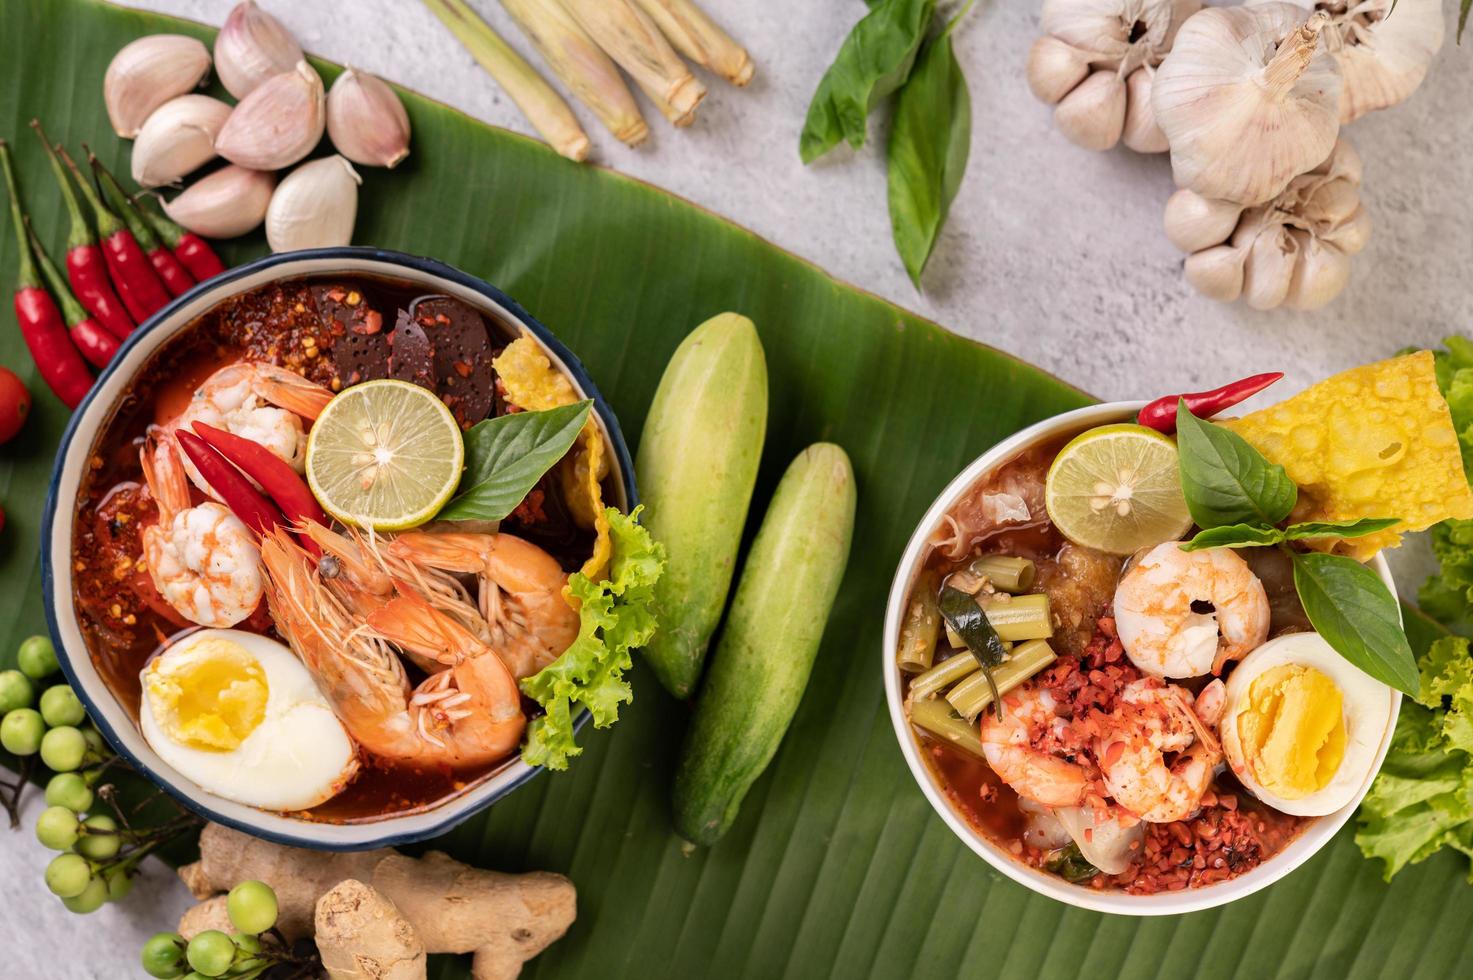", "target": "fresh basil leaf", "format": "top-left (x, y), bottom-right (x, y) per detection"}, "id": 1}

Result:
top-left (1175, 400), bottom-right (1298, 529)
top-left (438, 400), bottom-right (591, 522)
top-left (1292, 551), bottom-right (1420, 695)
top-left (1179, 523), bottom-right (1285, 551)
top-left (887, 26), bottom-right (971, 287)
top-left (938, 585), bottom-right (1005, 718)
top-left (1284, 518), bottom-right (1402, 541)
top-left (799, 0), bottom-right (936, 164)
